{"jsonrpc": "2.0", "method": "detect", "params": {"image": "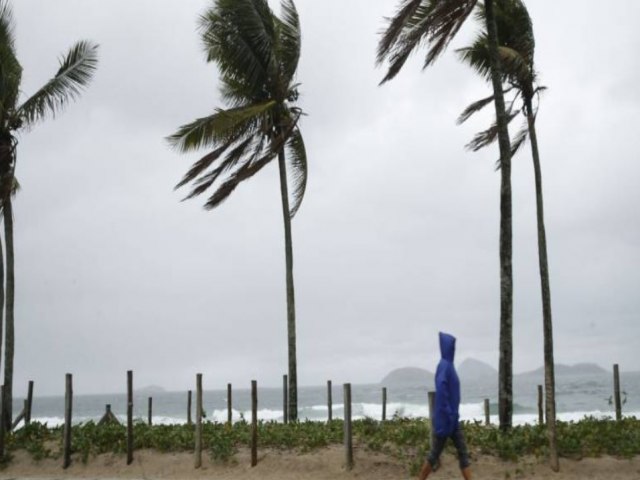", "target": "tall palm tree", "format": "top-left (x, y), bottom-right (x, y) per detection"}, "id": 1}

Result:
top-left (456, 0), bottom-right (558, 469)
top-left (377, 0), bottom-right (515, 430)
top-left (0, 0), bottom-right (99, 428)
top-left (168, 0), bottom-right (307, 422)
